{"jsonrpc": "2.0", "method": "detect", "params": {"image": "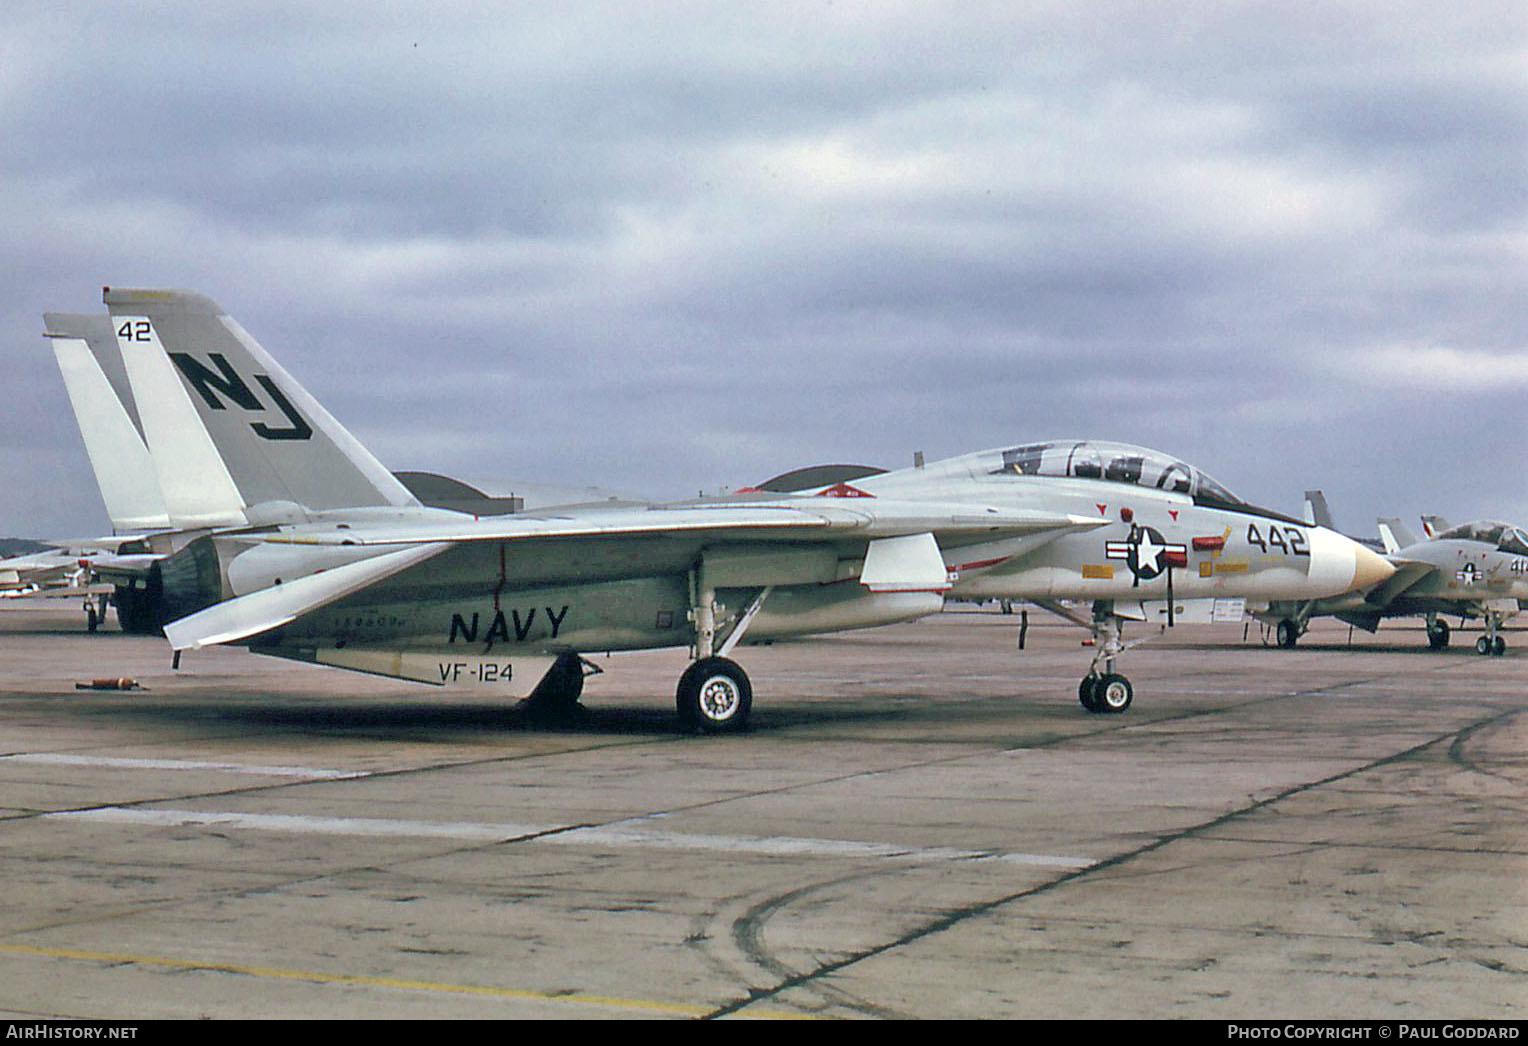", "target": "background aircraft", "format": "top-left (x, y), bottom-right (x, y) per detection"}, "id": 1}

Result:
top-left (0, 543), bottom-right (115, 629)
top-left (44, 288), bottom-right (1390, 729)
top-left (1258, 501), bottom-right (1528, 654)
